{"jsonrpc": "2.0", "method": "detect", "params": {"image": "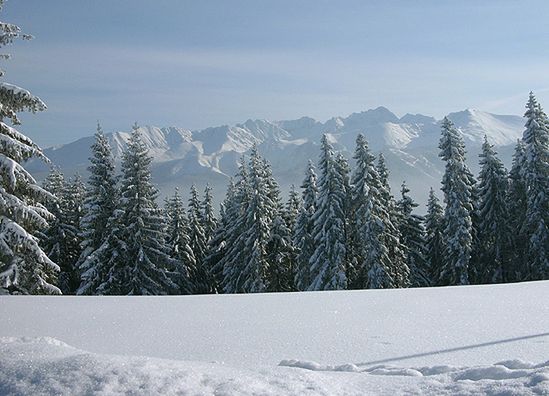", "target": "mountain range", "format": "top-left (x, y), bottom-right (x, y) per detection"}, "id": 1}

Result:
top-left (28, 106), bottom-right (526, 209)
